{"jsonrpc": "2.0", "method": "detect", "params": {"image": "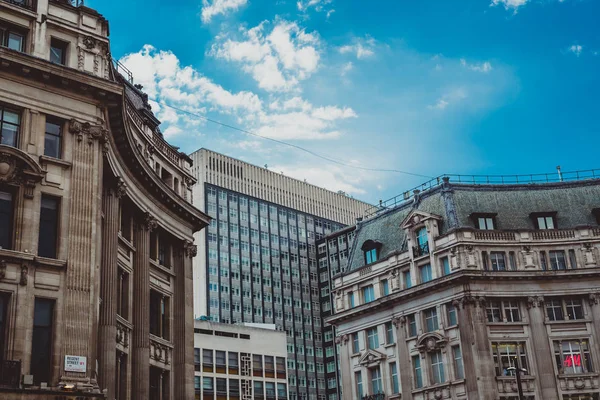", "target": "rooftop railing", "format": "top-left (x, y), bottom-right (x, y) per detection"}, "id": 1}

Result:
top-left (364, 168), bottom-right (600, 219)
top-left (2, 0), bottom-right (36, 11)
top-left (50, 0), bottom-right (84, 6)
